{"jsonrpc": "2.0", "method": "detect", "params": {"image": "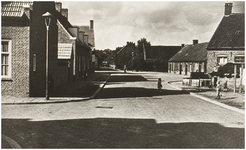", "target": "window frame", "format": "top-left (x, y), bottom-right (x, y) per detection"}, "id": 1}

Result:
top-left (1, 39), bottom-right (12, 79)
top-left (217, 56), bottom-right (227, 65)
